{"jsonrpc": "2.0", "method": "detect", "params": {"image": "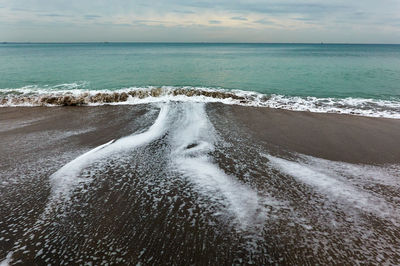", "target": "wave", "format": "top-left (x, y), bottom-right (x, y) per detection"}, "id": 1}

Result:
top-left (1, 85), bottom-right (400, 119)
